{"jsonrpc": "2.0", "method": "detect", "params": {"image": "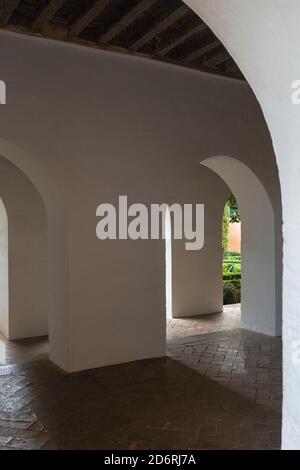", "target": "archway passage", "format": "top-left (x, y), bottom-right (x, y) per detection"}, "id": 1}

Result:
top-left (0, 156), bottom-right (48, 340)
top-left (201, 156), bottom-right (280, 337)
top-left (223, 195), bottom-right (242, 307)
